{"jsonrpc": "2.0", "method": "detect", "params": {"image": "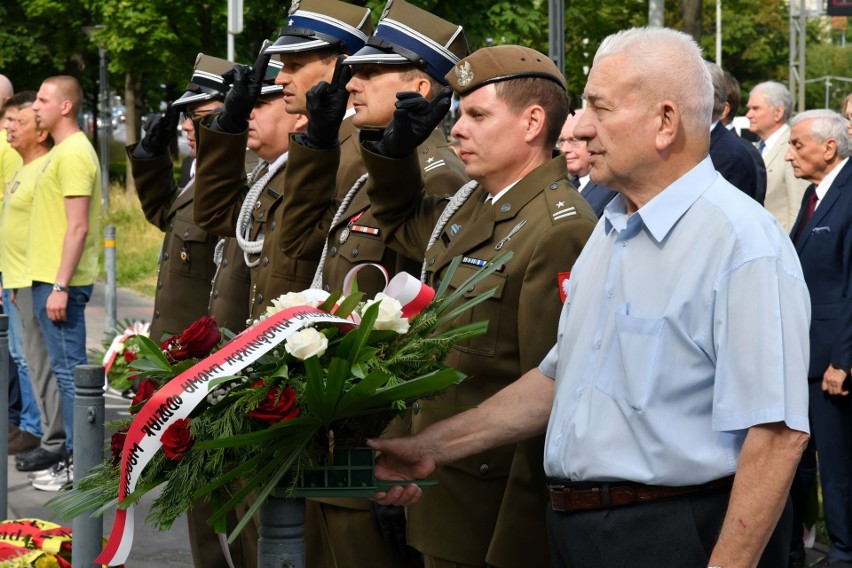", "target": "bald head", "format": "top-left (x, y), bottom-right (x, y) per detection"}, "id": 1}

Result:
top-left (0, 75), bottom-right (13, 103)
